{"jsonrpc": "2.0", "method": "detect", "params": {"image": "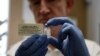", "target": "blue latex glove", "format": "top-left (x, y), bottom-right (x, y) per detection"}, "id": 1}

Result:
top-left (15, 34), bottom-right (48, 56)
top-left (45, 17), bottom-right (90, 56)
